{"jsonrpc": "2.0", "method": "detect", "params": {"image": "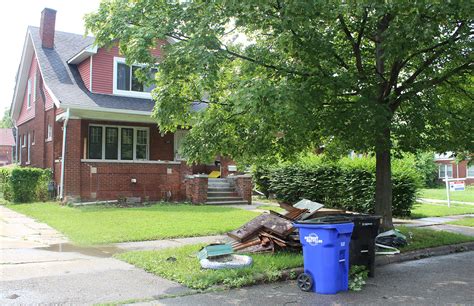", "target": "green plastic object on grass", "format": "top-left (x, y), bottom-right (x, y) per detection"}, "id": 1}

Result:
top-left (197, 244), bottom-right (233, 260)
